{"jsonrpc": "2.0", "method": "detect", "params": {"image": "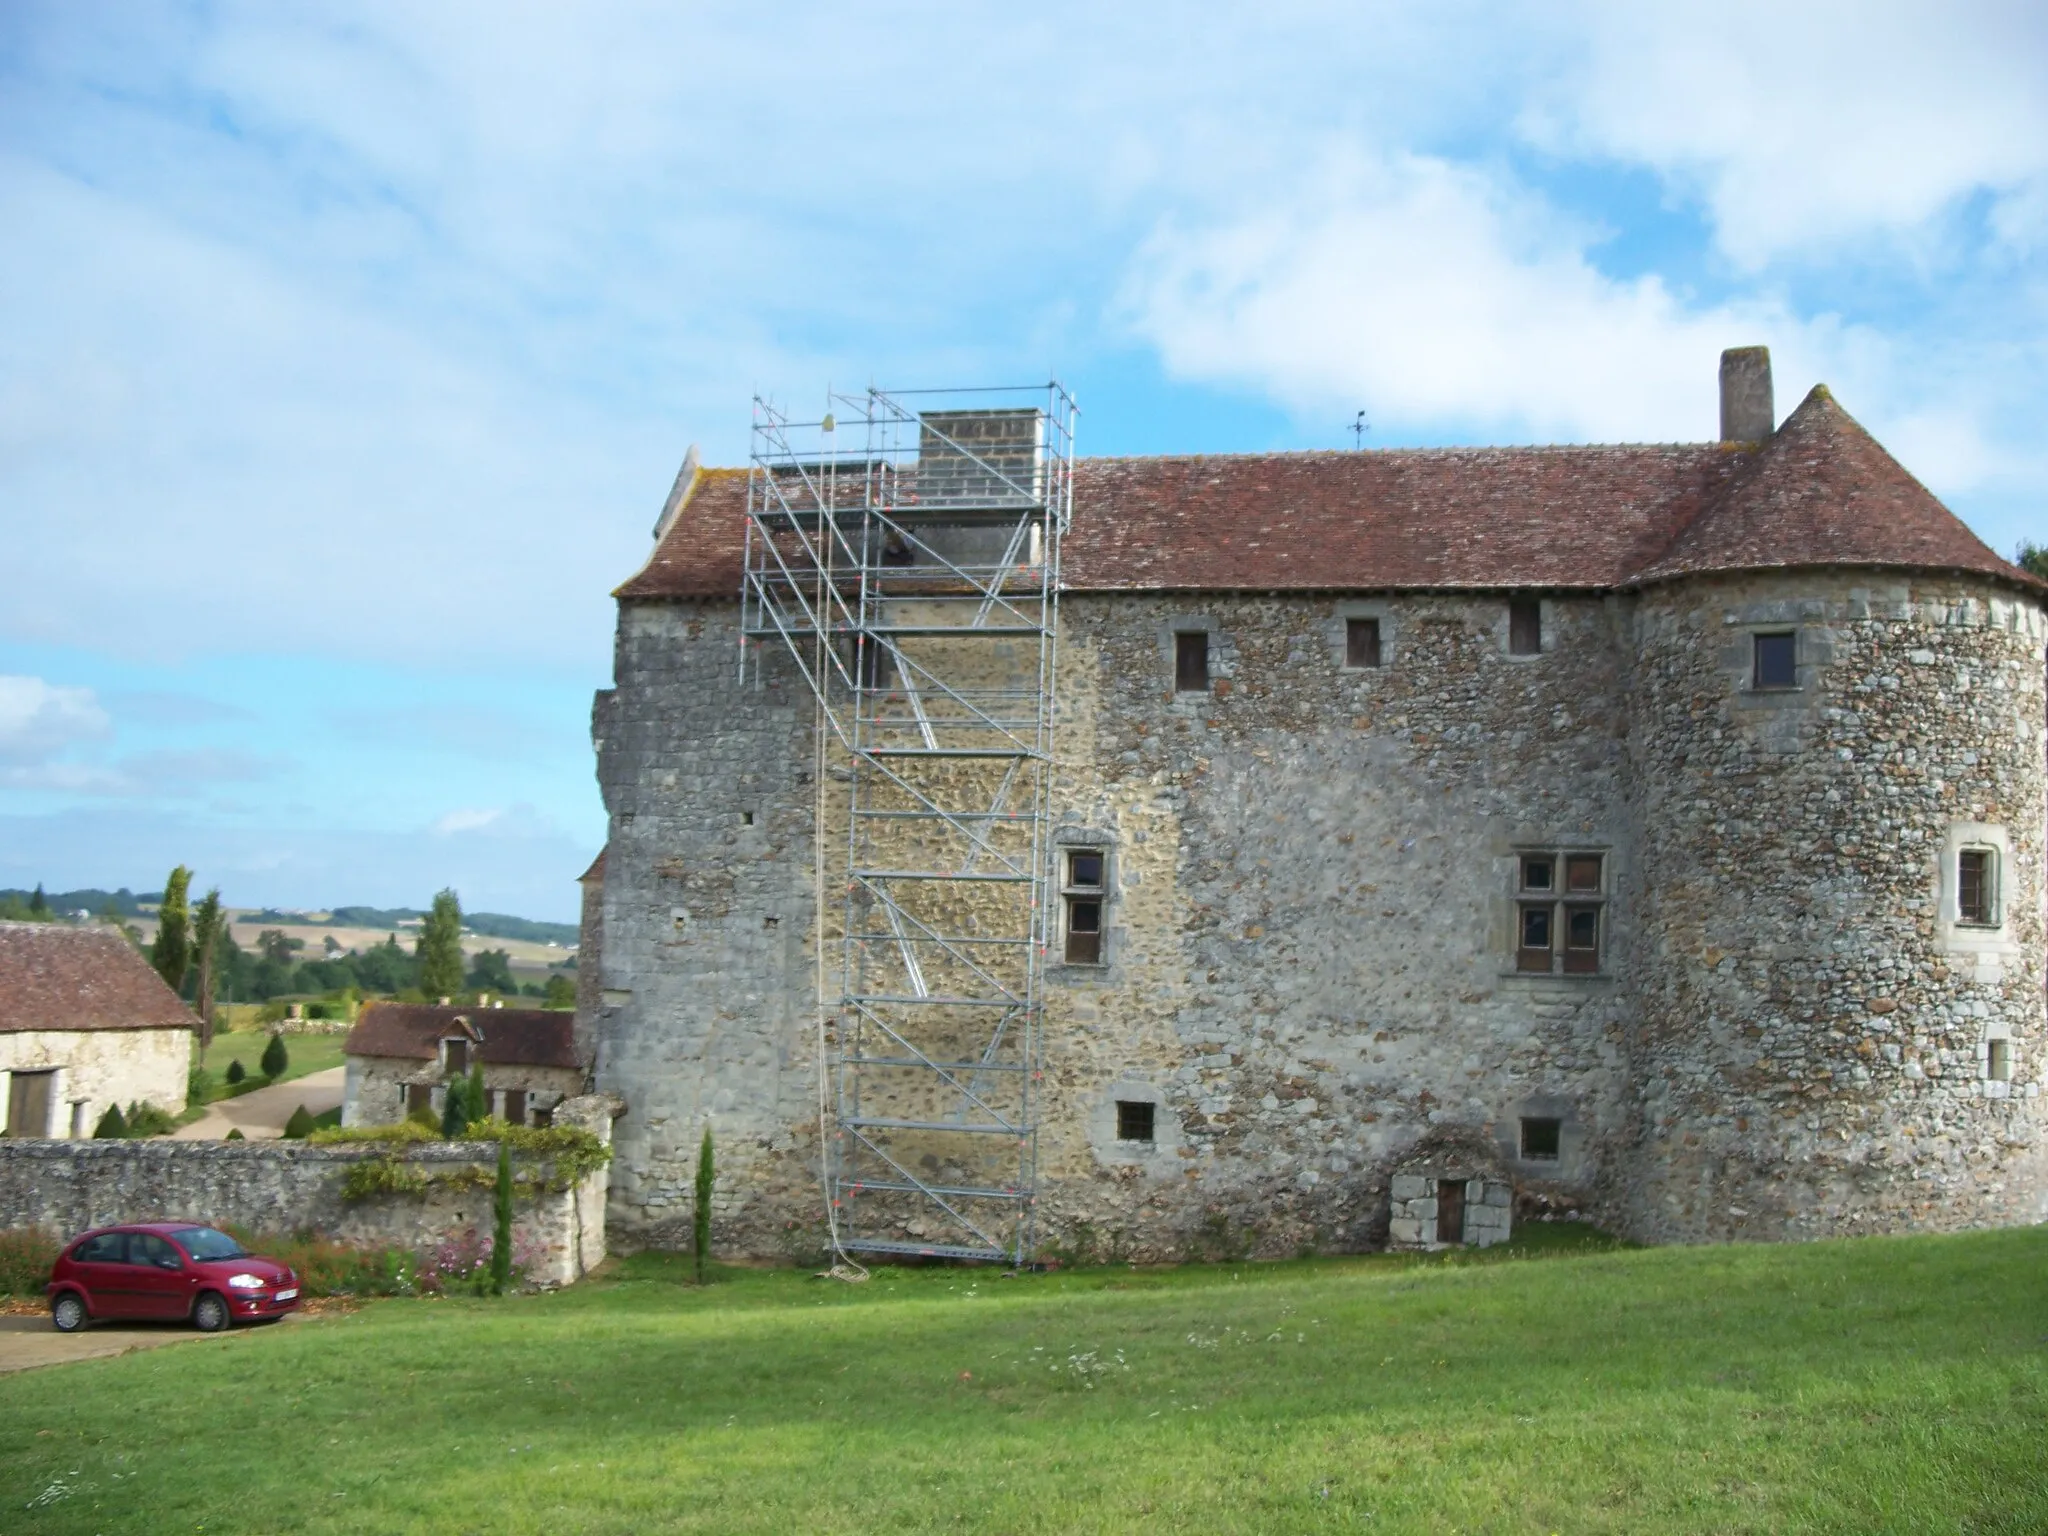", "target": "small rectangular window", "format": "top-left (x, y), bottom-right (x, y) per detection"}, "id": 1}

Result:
top-left (1517, 905), bottom-right (1553, 972)
top-left (1345, 617), bottom-right (1382, 668)
top-left (1063, 849), bottom-right (1106, 965)
top-left (1753, 631), bottom-right (1797, 689)
top-left (1565, 855), bottom-right (1602, 893)
top-left (1520, 1117), bottom-right (1561, 1160)
top-left (1115, 1100), bottom-right (1155, 1142)
top-left (1520, 855), bottom-right (1554, 893)
top-left (1175, 631), bottom-right (1209, 691)
top-left (1958, 849), bottom-right (1993, 924)
top-left (1562, 905), bottom-right (1601, 973)
top-left (1987, 1039), bottom-right (2011, 1082)
top-left (1509, 598), bottom-right (1542, 656)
